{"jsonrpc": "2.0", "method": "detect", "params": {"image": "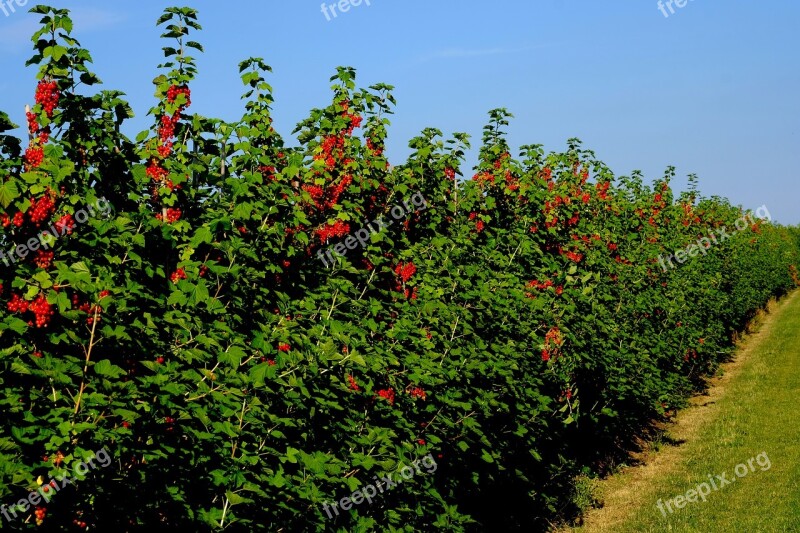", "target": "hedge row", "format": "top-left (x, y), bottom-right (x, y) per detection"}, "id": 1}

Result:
top-left (0, 6), bottom-right (797, 531)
